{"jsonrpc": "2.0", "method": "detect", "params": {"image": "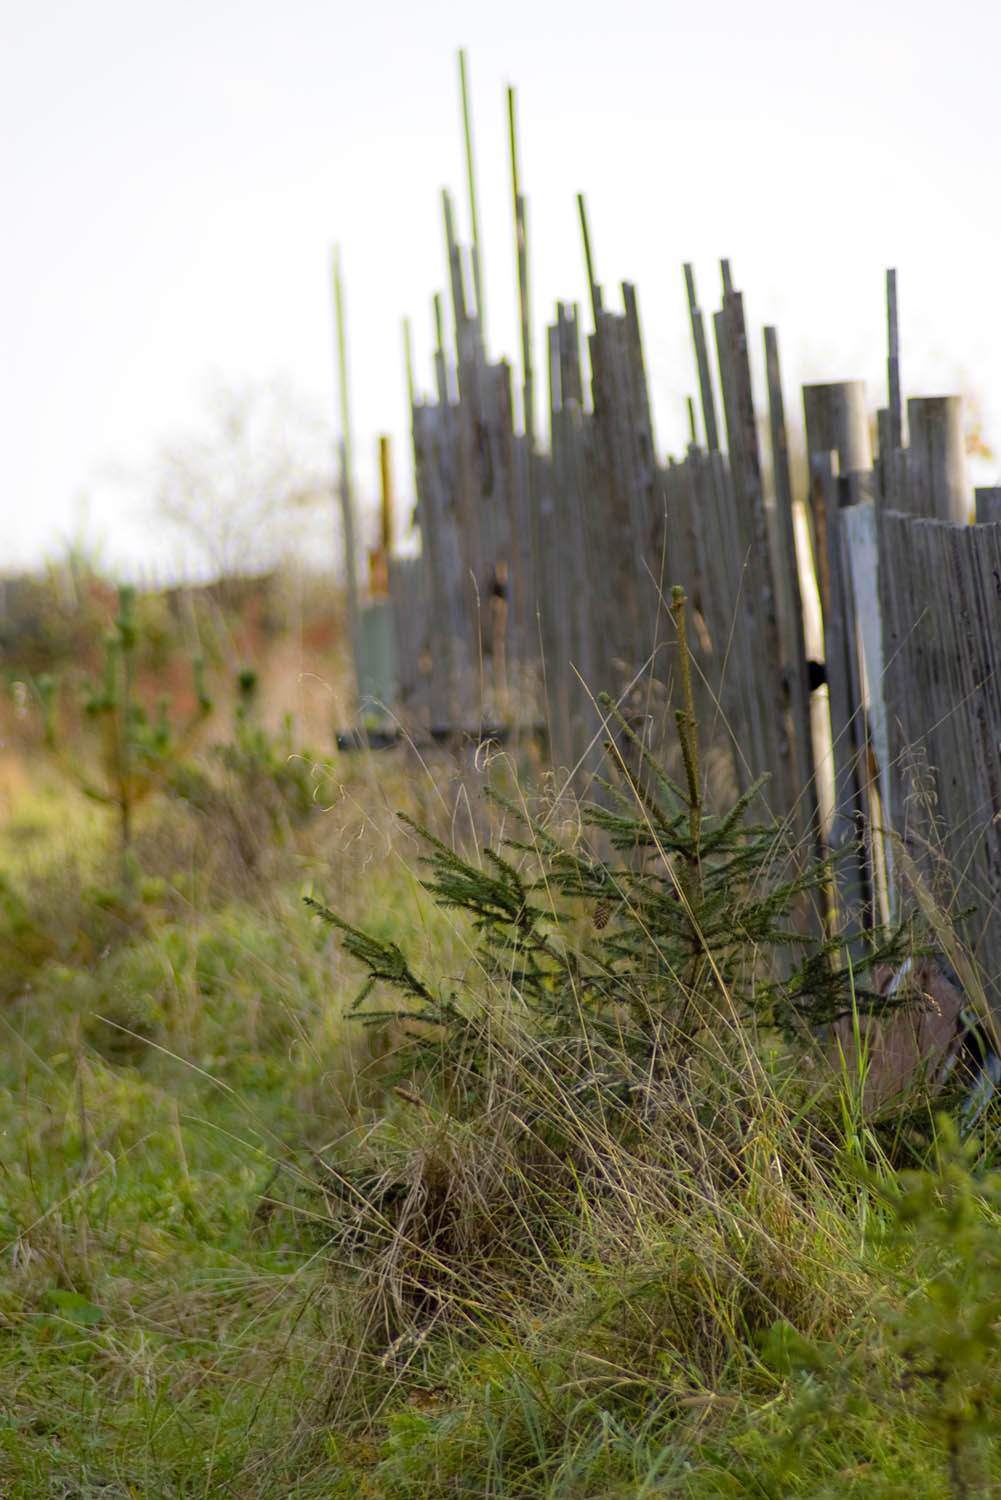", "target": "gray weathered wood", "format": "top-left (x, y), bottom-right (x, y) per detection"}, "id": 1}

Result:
top-left (886, 269), bottom-right (903, 450)
top-left (508, 87), bottom-right (534, 452)
top-left (803, 381), bottom-right (873, 477)
top-left (380, 165), bottom-right (1001, 1014)
top-left (812, 452), bottom-right (869, 926)
top-left (388, 553), bottom-right (430, 731)
top-left (803, 381), bottom-right (871, 621)
top-left (975, 487), bottom-right (1001, 524)
top-left (842, 500), bottom-right (894, 919)
top-left (684, 264), bottom-right (720, 452)
top-left (764, 325), bottom-right (819, 846)
top-left (332, 247), bottom-right (364, 715)
top-left (715, 278), bottom-right (791, 814)
top-left (729, 287), bottom-right (789, 802)
top-left (907, 396), bottom-right (970, 523)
